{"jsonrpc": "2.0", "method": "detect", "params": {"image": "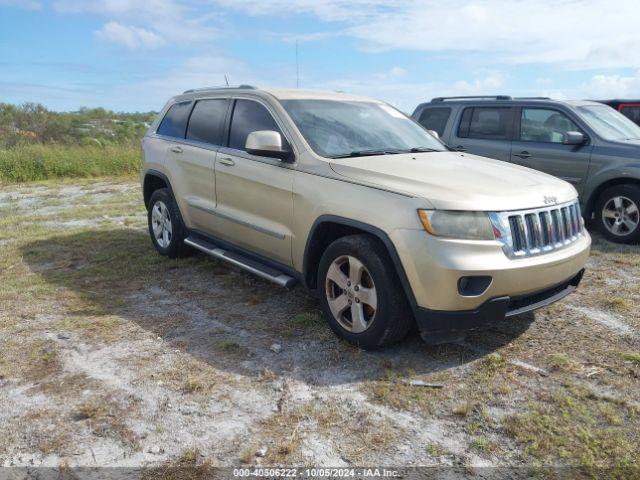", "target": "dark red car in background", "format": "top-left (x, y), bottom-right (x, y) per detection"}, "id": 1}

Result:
top-left (597, 99), bottom-right (640, 126)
